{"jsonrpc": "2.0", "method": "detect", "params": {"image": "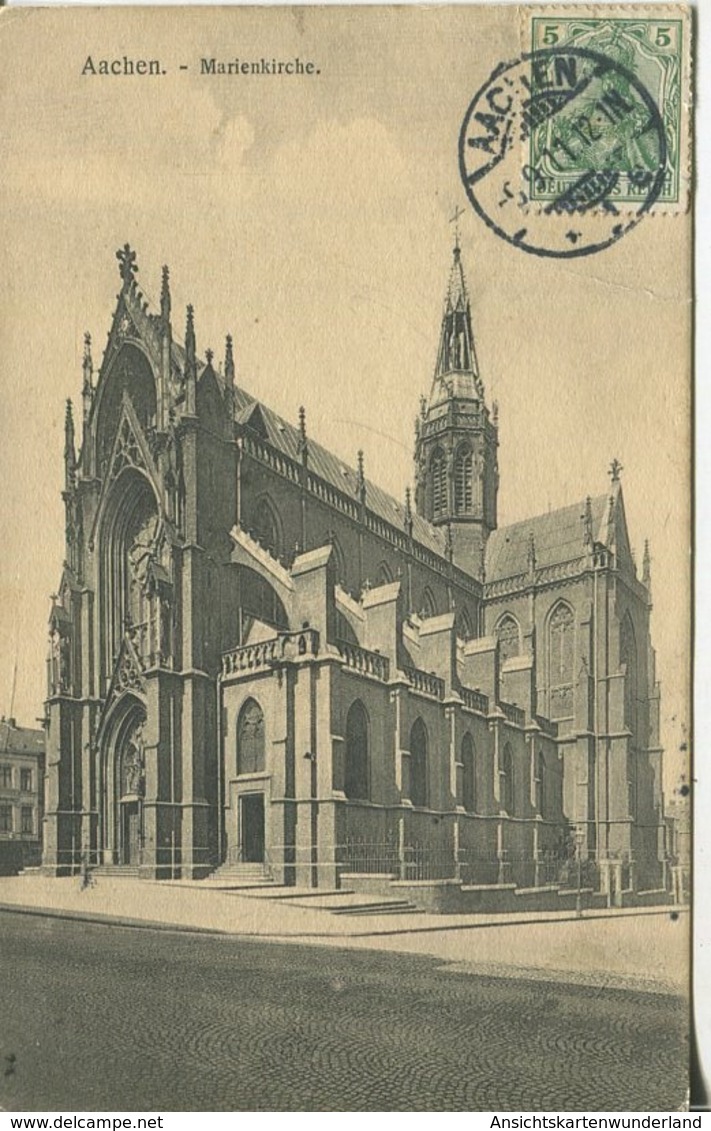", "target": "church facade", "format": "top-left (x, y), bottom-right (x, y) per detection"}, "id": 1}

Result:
top-left (42, 241), bottom-right (667, 900)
